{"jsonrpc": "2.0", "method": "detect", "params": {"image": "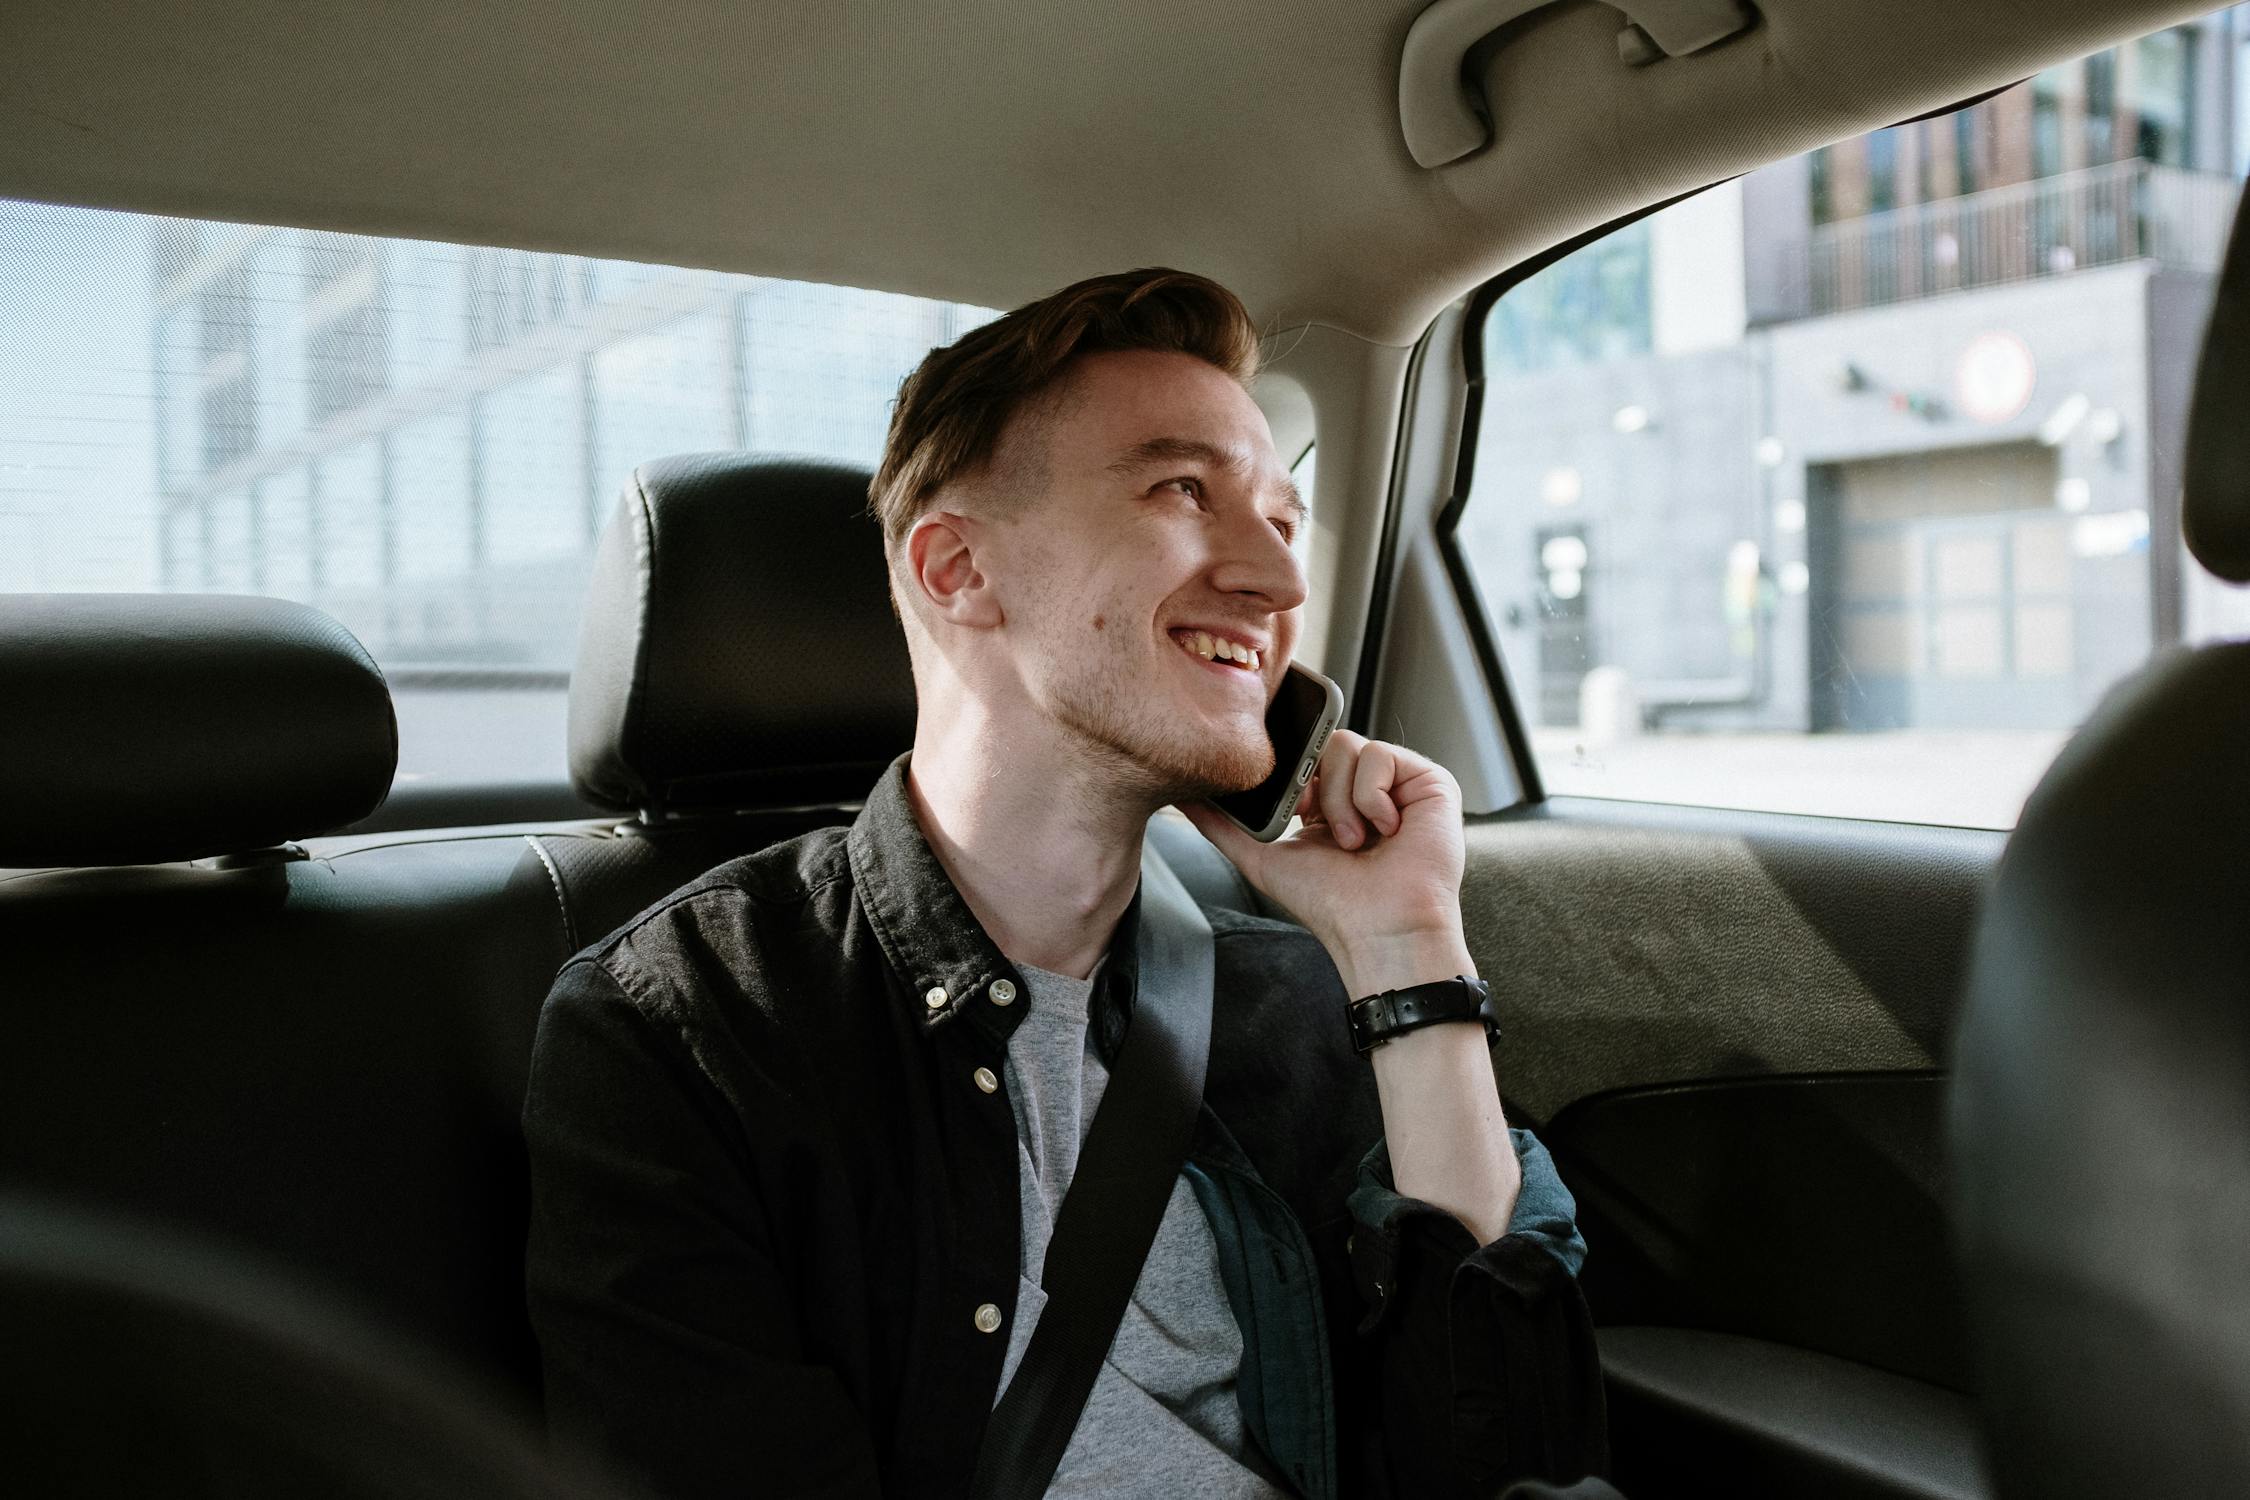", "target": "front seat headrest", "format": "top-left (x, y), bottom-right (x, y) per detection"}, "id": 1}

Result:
top-left (1951, 641), bottom-right (2250, 1497)
top-left (568, 452), bottom-right (916, 816)
top-left (2182, 180), bottom-right (2250, 582)
top-left (0, 594), bottom-right (396, 867)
